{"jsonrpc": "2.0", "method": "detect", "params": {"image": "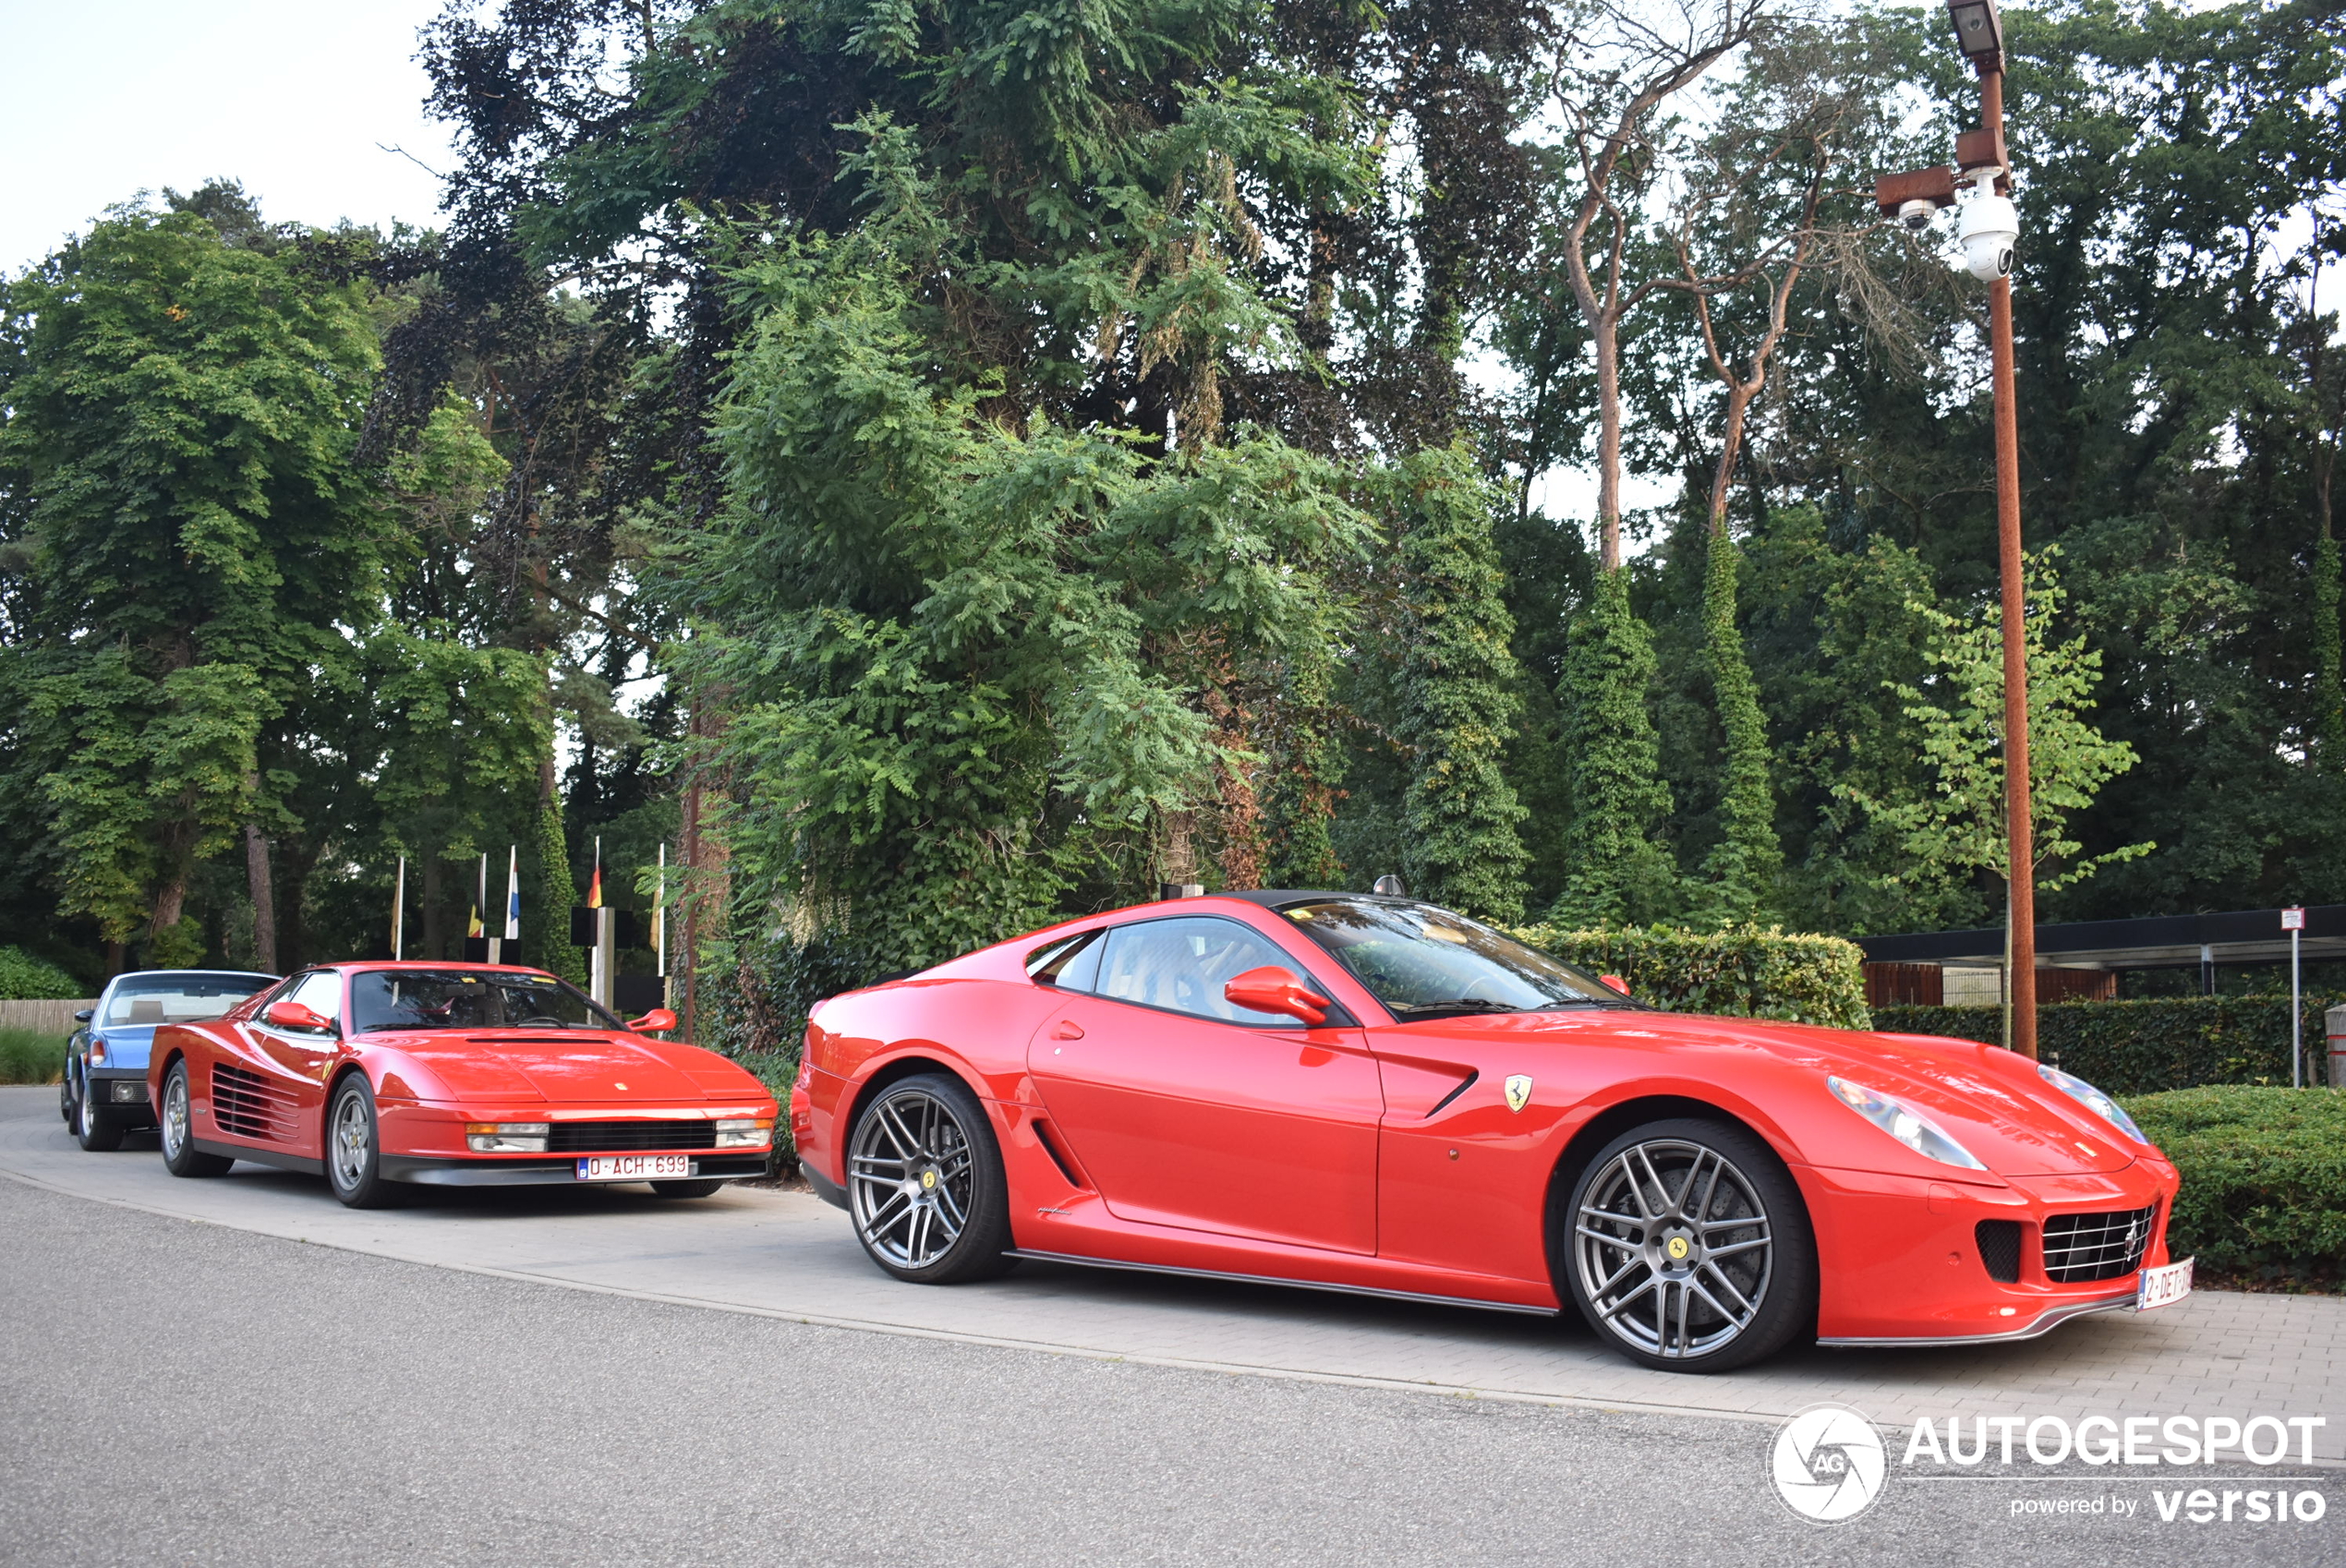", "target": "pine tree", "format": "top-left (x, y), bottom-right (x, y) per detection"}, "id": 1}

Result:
top-left (1387, 449), bottom-right (1529, 922)
top-left (1693, 534), bottom-right (1783, 923)
top-left (1551, 569), bottom-right (1675, 926)
top-left (1260, 635), bottom-right (1346, 889)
